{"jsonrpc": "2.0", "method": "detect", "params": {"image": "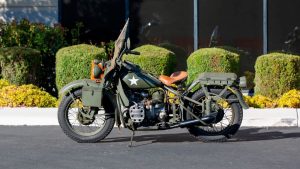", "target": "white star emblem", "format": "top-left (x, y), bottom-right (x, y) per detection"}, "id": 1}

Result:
top-left (128, 76), bottom-right (139, 85)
